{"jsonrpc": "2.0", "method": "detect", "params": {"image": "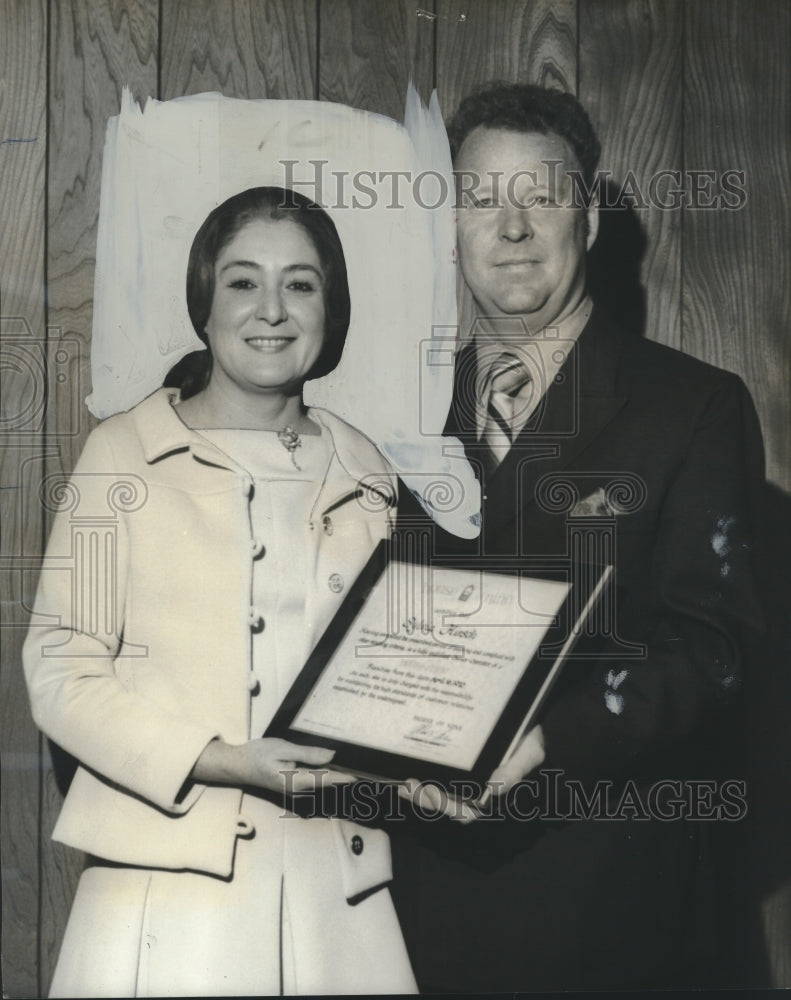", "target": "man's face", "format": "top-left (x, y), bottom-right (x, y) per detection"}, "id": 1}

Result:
top-left (454, 126), bottom-right (598, 330)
